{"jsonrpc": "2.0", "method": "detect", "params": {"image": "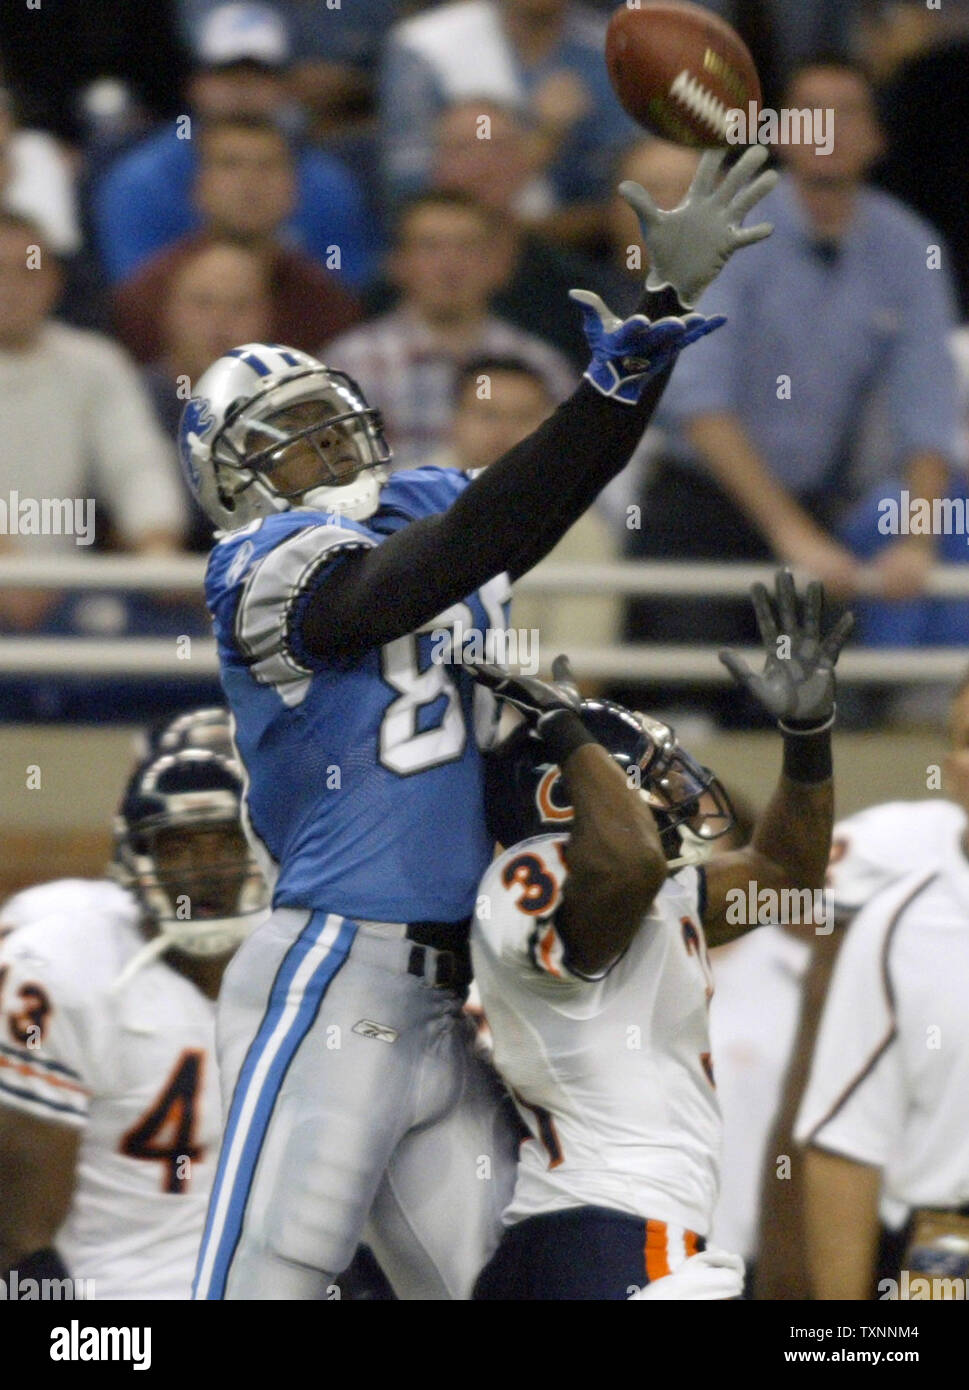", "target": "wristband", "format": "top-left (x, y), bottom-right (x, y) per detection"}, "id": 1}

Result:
top-left (536, 709), bottom-right (598, 767)
top-left (780, 715), bottom-right (833, 784)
